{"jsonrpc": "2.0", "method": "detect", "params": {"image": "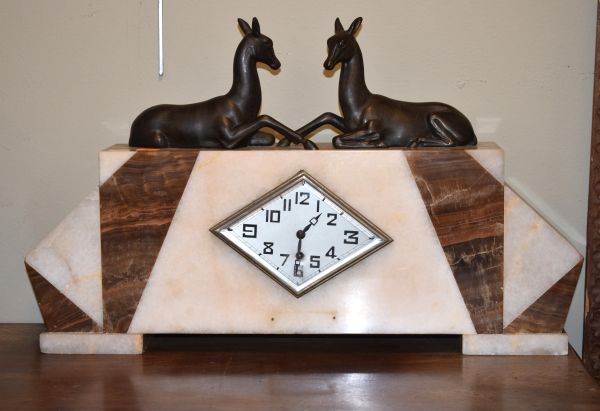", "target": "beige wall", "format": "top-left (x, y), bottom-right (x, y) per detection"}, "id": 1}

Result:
top-left (0, 1), bottom-right (595, 354)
